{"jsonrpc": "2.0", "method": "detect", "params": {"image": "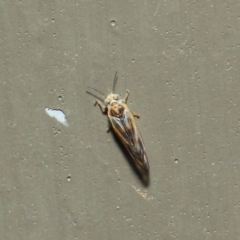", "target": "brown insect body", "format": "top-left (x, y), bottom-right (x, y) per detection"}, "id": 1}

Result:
top-left (89, 74), bottom-right (149, 171)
